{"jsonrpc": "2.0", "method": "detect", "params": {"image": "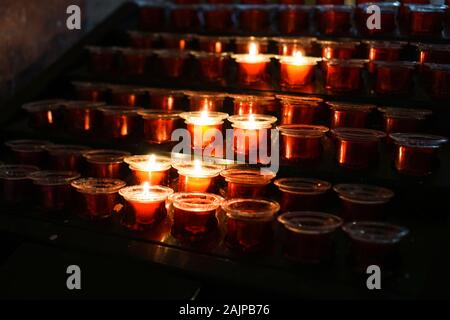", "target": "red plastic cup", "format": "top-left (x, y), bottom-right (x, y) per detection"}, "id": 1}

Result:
top-left (82, 149), bottom-right (131, 179)
top-left (373, 61), bottom-right (416, 95)
top-left (98, 106), bottom-right (142, 139)
top-left (138, 110), bottom-right (183, 145)
top-left (327, 102), bottom-right (375, 129)
top-left (22, 100), bottom-right (65, 131)
top-left (278, 125), bottom-right (329, 161)
top-left (191, 52), bottom-right (230, 84)
top-left (220, 167), bottom-right (276, 199)
top-left (324, 59), bottom-right (367, 93)
top-left (277, 95), bottom-right (324, 125)
top-left (316, 5), bottom-right (354, 36)
top-left (64, 100), bottom-right (105, 135)
top-left (405, 4), bottom-right (446, 37)
top-left (0, 165), bottom-right (39, 206)
top-left (378, 107), bottom-right (432, 137)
